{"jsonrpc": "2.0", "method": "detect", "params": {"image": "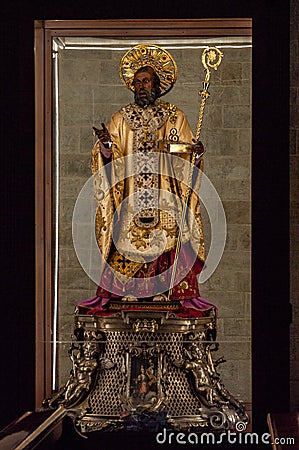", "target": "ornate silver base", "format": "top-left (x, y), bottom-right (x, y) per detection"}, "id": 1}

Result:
top-left (44, 310), bottom-right (249, 434)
